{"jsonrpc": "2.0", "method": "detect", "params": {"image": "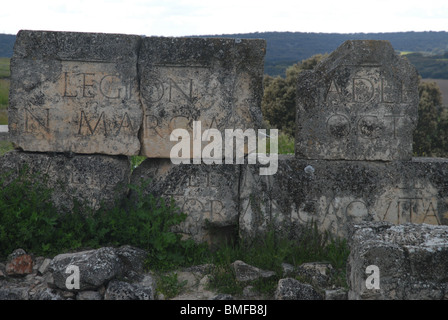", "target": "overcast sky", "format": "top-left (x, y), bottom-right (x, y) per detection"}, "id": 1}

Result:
top-left (2, 0), bottom-right (448, 36)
